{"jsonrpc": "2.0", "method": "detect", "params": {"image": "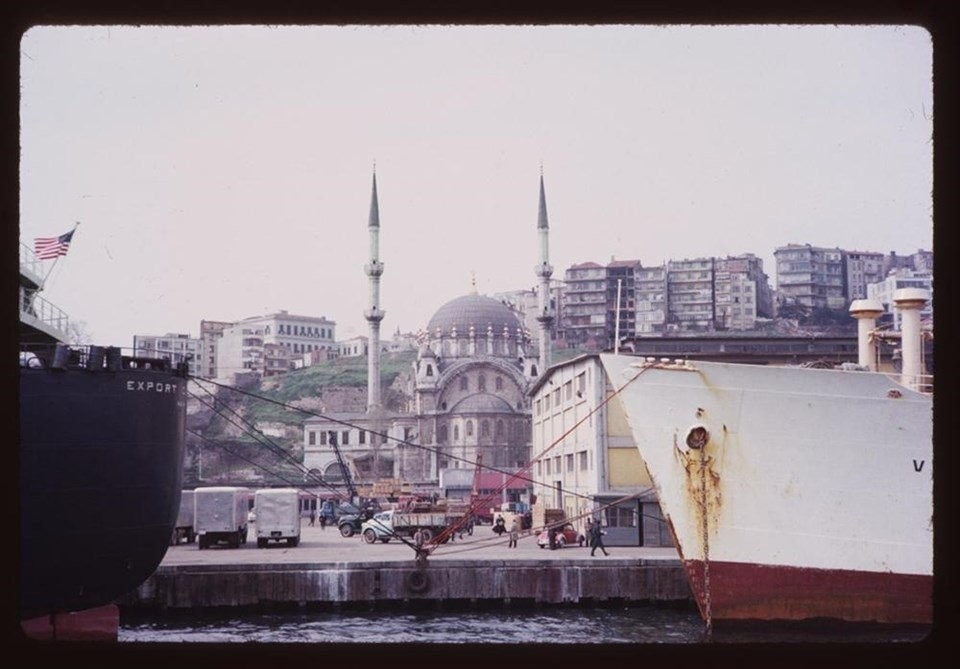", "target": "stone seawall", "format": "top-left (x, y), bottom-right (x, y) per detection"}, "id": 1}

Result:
top-left (120, 558), bottom-right (693, 611)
